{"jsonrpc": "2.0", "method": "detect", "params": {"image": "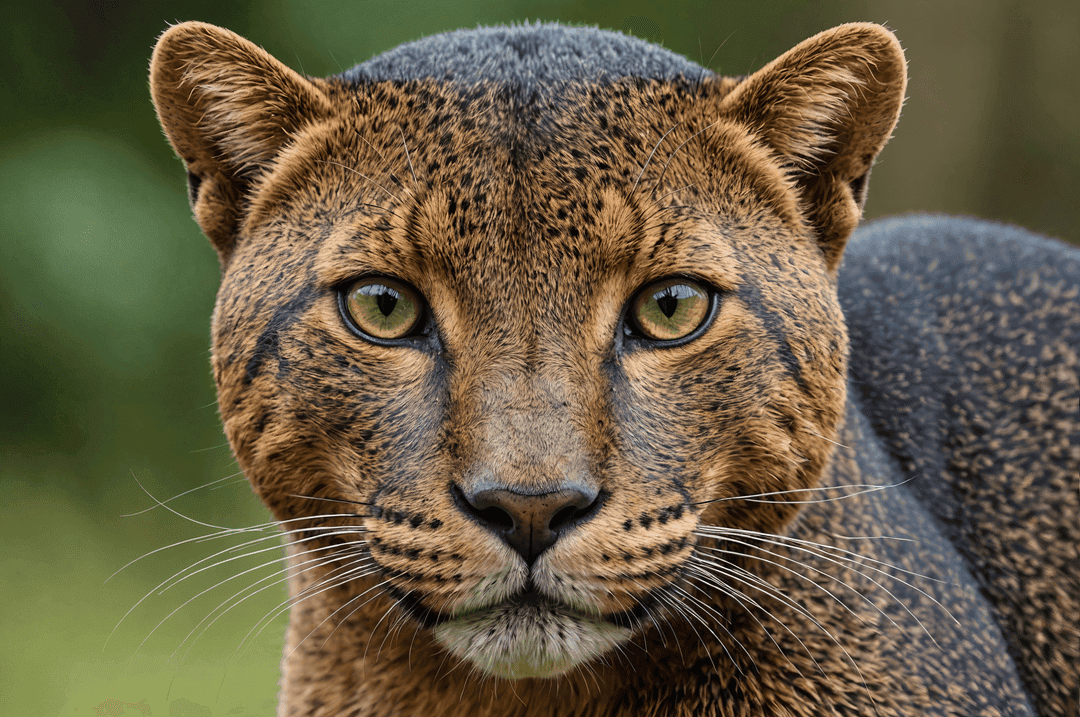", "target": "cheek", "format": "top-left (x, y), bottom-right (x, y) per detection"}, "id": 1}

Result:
top-left (611, 335), bottom-right (763, 481)
top-left (305, 338), bottom-right (450, 491)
